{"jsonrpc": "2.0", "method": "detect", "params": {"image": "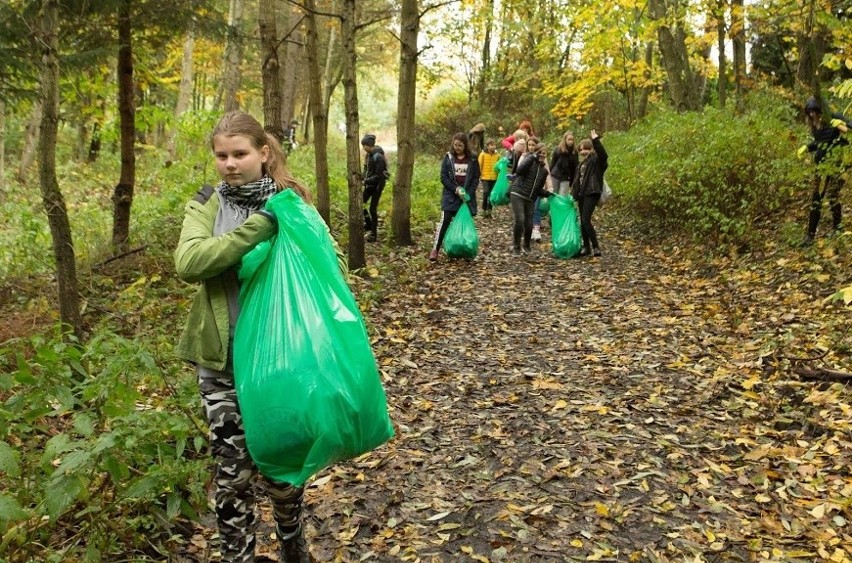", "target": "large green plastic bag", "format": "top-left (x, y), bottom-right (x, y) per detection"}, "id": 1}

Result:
top-left (550, 195), bottom-right (582, 258)
top-left (489, 157), bottom-right (510, 206)
top-left (234, 189), bottom-right (394, 487)
top-left (443, 202), bottom-right (479, 259)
